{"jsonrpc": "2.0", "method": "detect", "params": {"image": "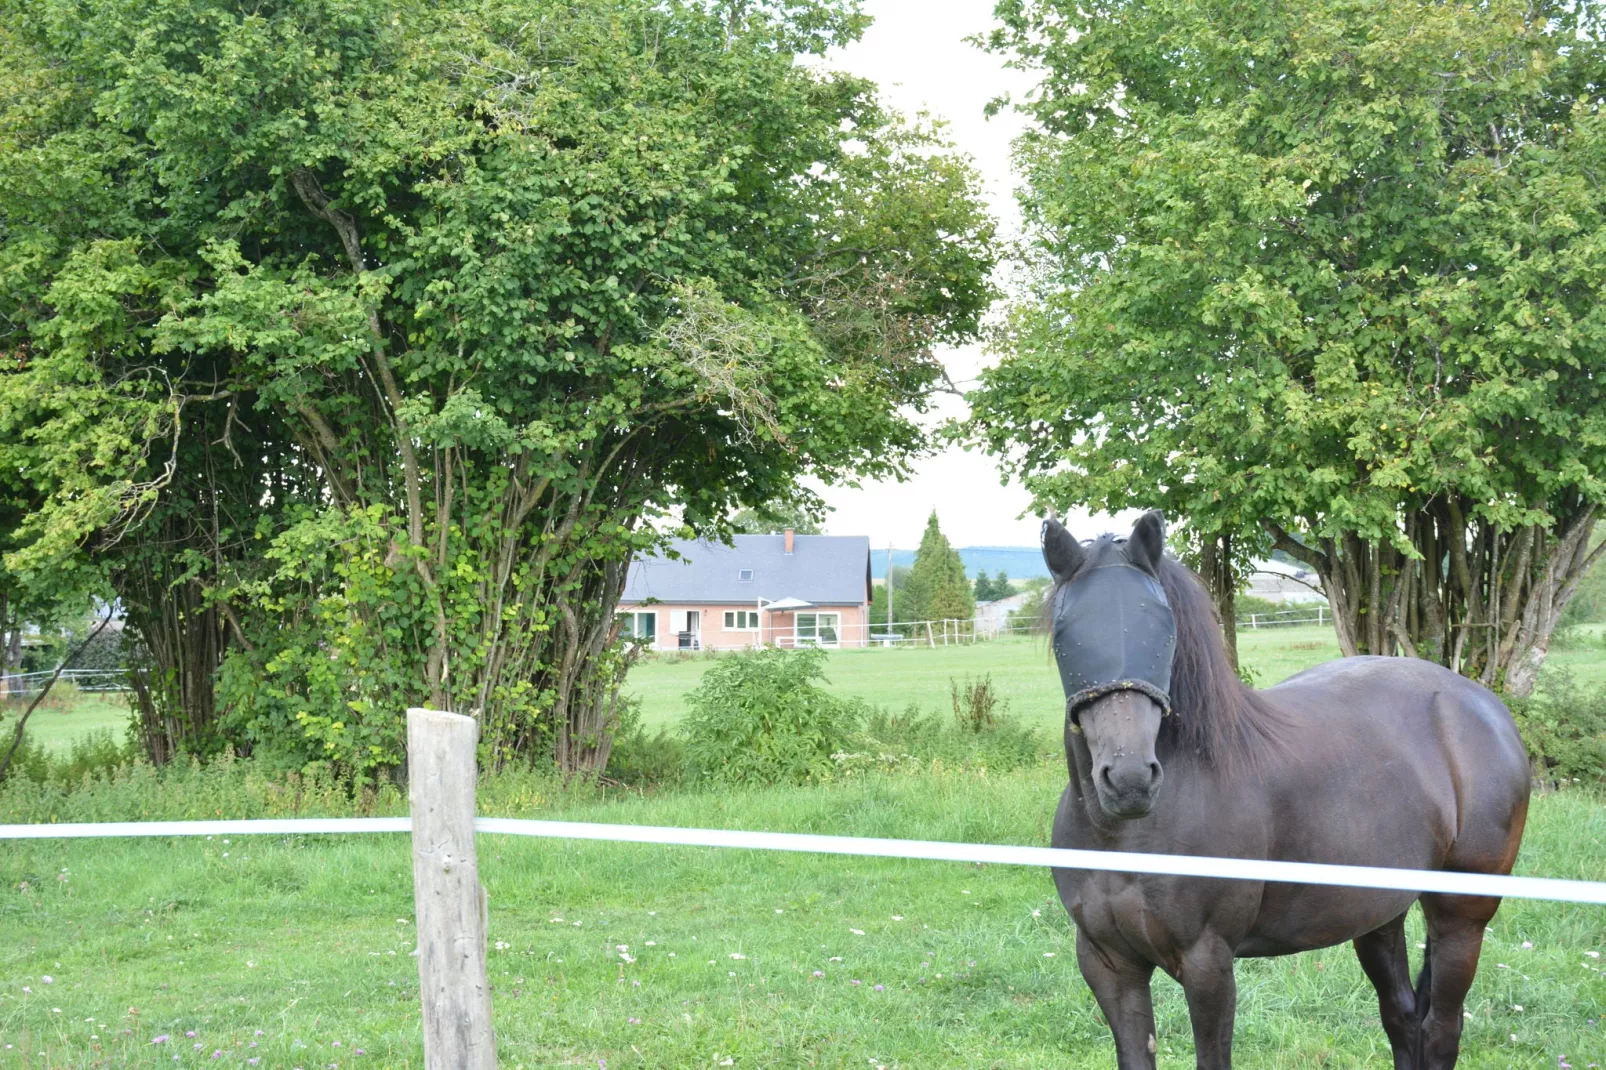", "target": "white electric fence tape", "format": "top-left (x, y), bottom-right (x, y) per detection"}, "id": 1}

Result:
top-left (2, 816), bottom-right (1603, 905)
